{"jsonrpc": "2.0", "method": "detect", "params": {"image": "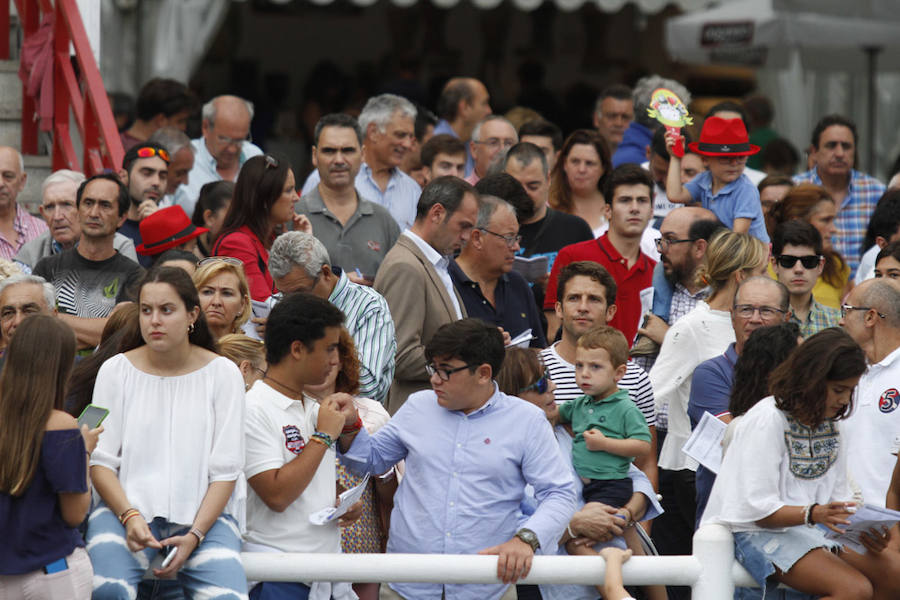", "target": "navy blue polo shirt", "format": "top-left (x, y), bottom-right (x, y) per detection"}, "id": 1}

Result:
top-left (449, 261), bottom-right (547, 348)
